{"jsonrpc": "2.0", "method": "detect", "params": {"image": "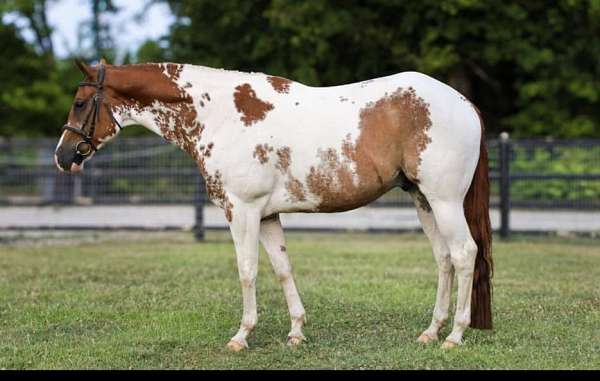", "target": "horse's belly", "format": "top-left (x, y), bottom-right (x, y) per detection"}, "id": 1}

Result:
top-left (312, 178), bottom-right (396, 212)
